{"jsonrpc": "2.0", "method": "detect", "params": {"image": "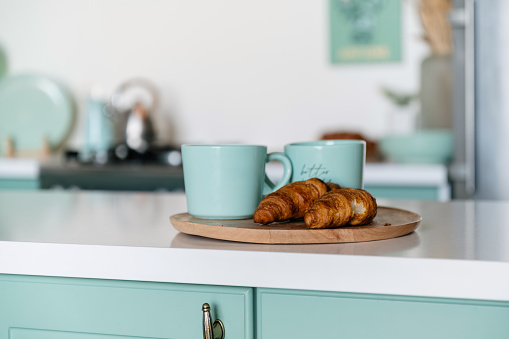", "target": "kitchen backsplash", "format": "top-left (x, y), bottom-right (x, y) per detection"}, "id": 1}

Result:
top-left (0, 0), bottom-right (428, 152)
